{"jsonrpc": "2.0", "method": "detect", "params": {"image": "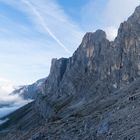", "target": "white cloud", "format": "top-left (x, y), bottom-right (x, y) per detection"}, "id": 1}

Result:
top-left (0, 78), bottom-right (32, 118)
top-left (104, 0), bottom-right (140, 26)
top-left (81, 0), bottom-right (140, 40)
top-left (0, 78), bottom-right (21, 103)
top-left (103, 0), bottom-right (140, 40)
top-left (104, 27), bottom-right (118, 41)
